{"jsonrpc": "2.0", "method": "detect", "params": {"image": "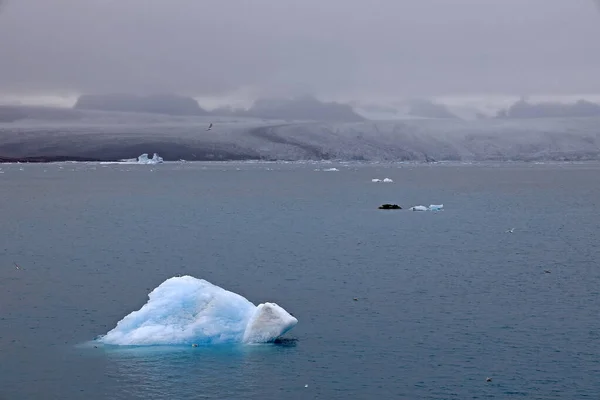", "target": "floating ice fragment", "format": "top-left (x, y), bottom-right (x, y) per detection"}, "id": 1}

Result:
top-left (96, 276), bottom-right (297, 346)
top-left (428, 204), bottom-right (444, 211)
top-left (110, 153), bottom-right (164, 165)
top-left (409, 205), bottom-right (428, 211)
top-left (243, 303), bottom-right (298, 343)
top-left (372, 178), bottom-right (393, 183)
top-left (137, 153), bottom-right (163, 164)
